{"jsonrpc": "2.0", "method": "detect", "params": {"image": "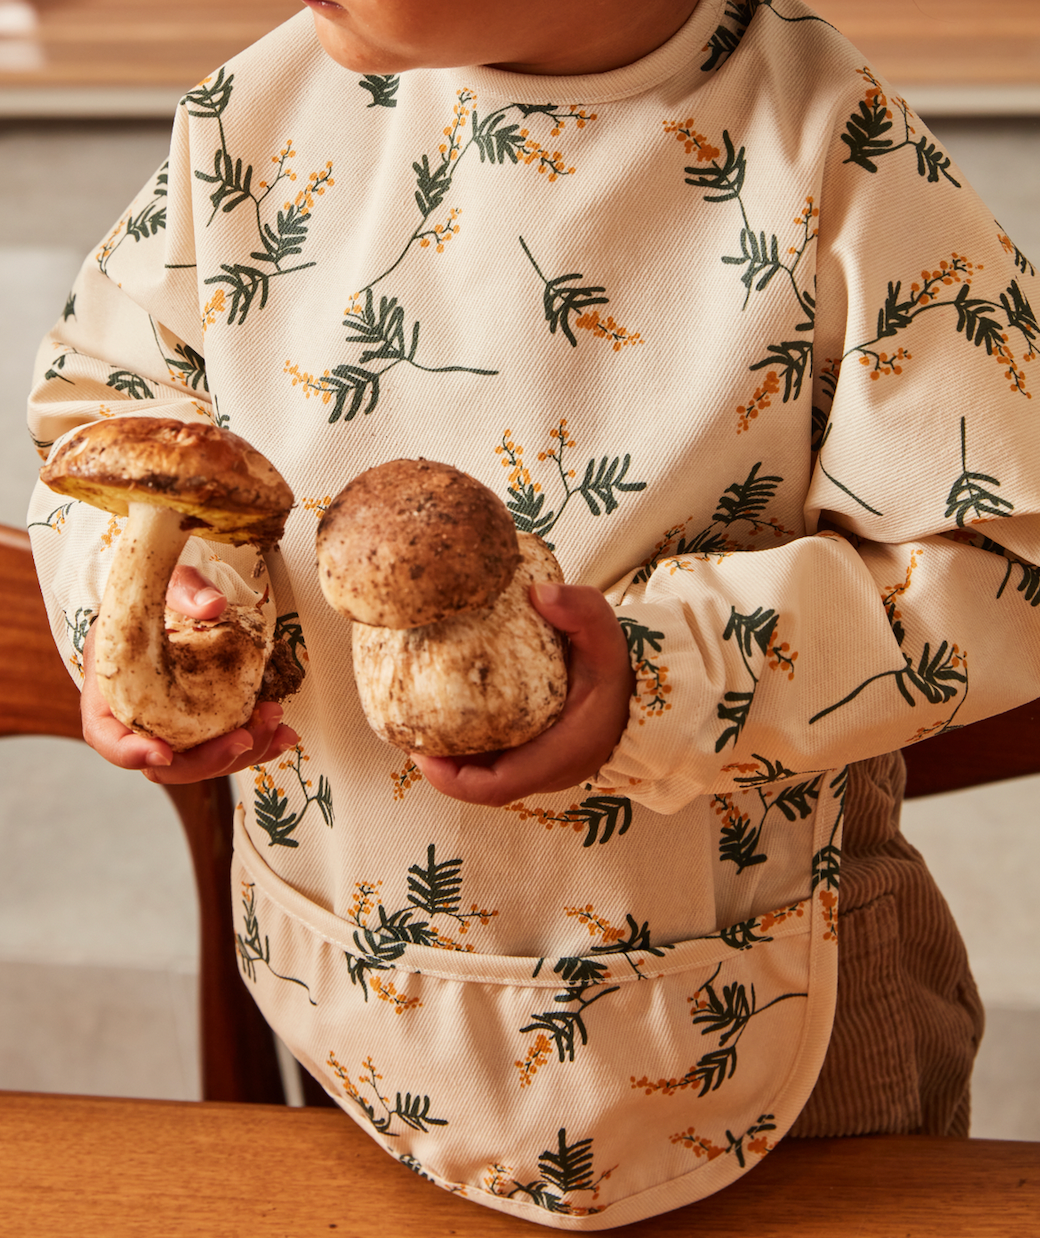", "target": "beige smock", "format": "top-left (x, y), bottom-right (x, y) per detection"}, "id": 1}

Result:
top-left (26, 0), bottom-right (1040, 1227)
